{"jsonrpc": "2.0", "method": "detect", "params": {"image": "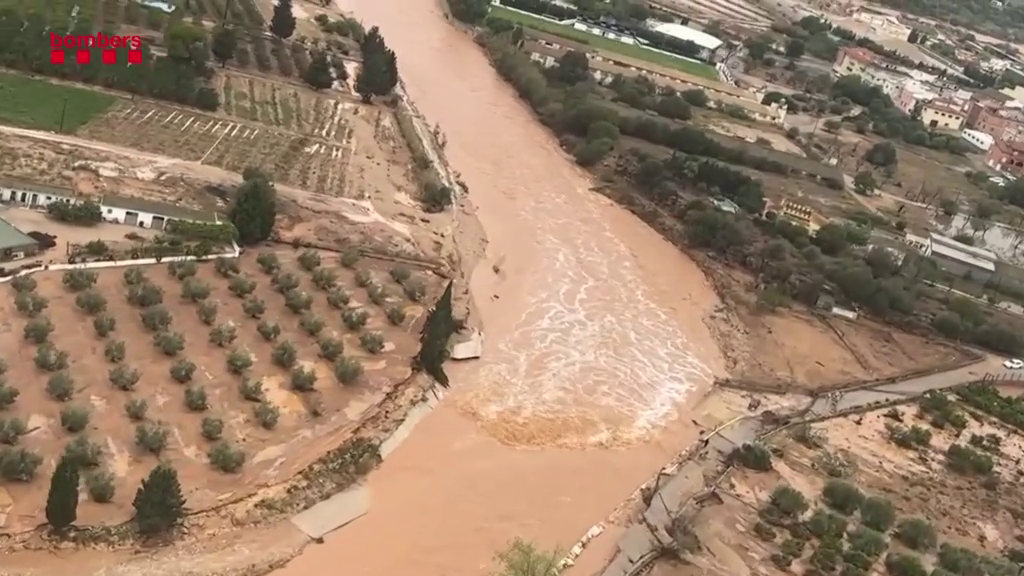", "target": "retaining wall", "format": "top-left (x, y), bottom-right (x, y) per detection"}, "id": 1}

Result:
top-left (0, 243), bottom-right (240, 283)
